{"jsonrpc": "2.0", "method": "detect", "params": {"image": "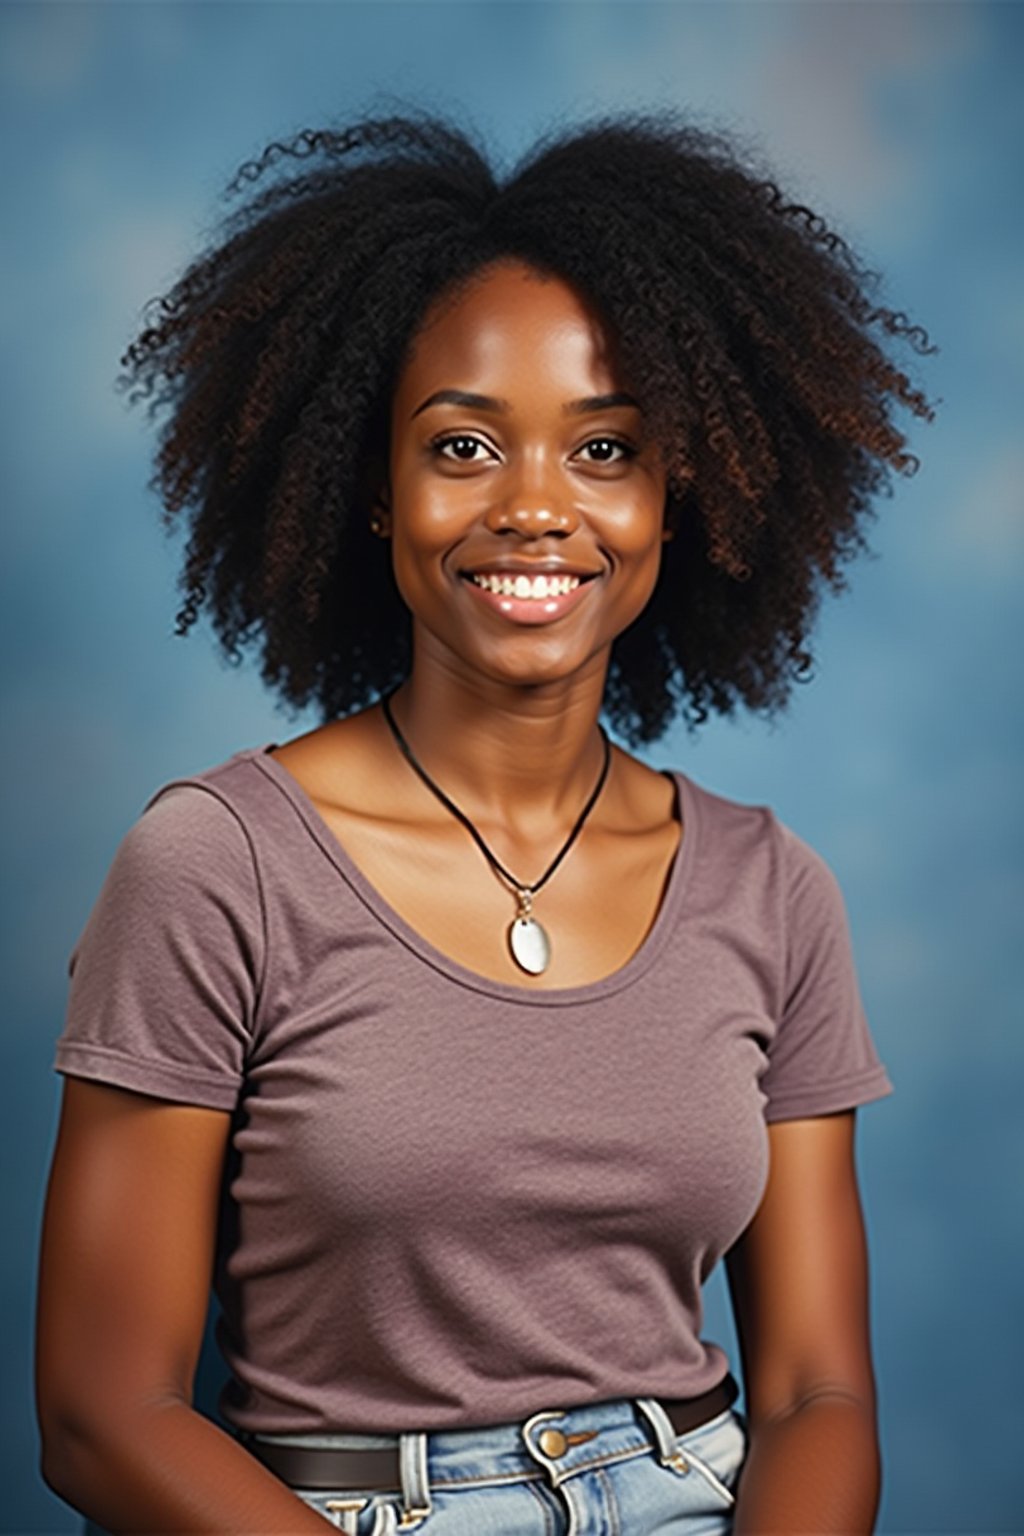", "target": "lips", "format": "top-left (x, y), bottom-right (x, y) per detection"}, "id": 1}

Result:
top-left (458, 568), bottom-right (600, 626)
top-left (466, 571), bottom-right (583, 599)
top-left (458, 564), bottom-right (602, 582)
